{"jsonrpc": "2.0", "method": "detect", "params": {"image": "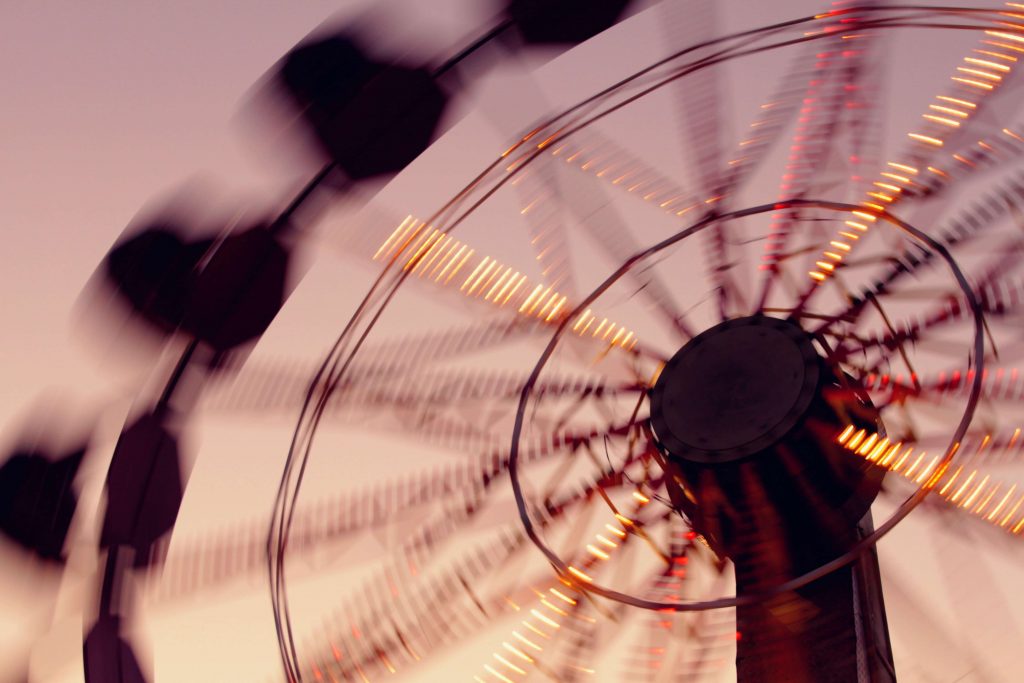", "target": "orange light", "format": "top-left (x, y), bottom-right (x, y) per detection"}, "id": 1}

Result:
top-left (1001, 496), bottom-right (1024, 527)
top-left (982, 39), bottom-right (1024, 53)
top-left (521, 621), bottom-right (550, 640)
top-left (502, 642), bottom-right (534, 664)
top-left (846, 429), bottom-right (867, 451)
top-left (916, 456), bottom-right (940, 485)
top-left (974, 48), bottom-right (1018, 61)
top-left (417, 235), bottom-right (453, 276)
top-left (837, 425), bottom-right (856, 444)
top-left (922, 114), bottom-right (961, 127)
top-left (879, 443), bottom-right (902, 467)
top-left (484, 663), bottom-right (516, 683)
top-left (513, 631), bottom-right (543, 651)
top-left (567, 566), bottom-right (593, 583)
top-left (909, 133), bottom-right (944, 146)
top-left (985, 30), bottom-right (1024, 45)
top-left (952, 77), bottom-right (995, 90)
top-left (928, 104), bottom-right (969, 118)
top-left (1004, 128), bottom-right (1024, 143)
top-left (938, 466), bottom-right (963, 496)
top-left (964, 56), bottom-right (1012, 72)
top-left (948, 469), bottom-right (977, 503)
top-left (857, 432), bottom-right (879, 456)
top-left (962, 475), bottom-right (991, 508)
top-left (952, 154), bottom-right (976, 168)
top-left (605, 524), bottom-right (627, 538)
top-left (531, 608), bottom-right (561, 629)
top-left (492, 653), bottom-right (528, 676)
top-left (402, 228), bottom-right (442, 272)
top-left (987, 485), bottom-right (1017, 521)
top-left (904, 453), bottom-right (925, 478)
top-left (867, 438), bottom-right (891, 462)
top-left (956, 66), bottom-right (1003, 81)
